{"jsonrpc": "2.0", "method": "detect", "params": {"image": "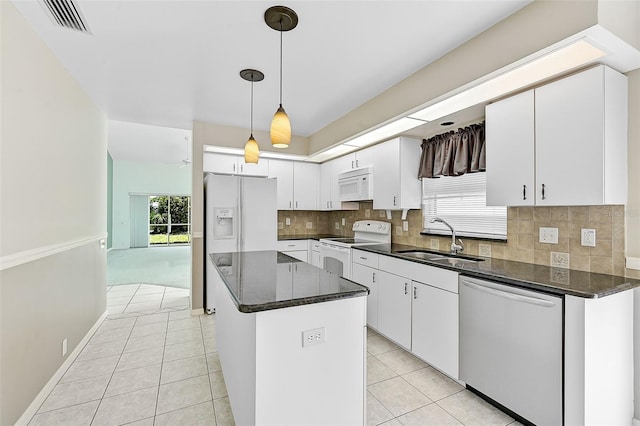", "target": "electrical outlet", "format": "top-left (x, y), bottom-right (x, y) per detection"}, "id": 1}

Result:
top-left (539, 227), bottom-right (559, 244)
top-left (365, 209), bottom-right (371, 218)
top-left (341, 218), bottom-right (346, 226)
top-left (402, 221), bottom-right (409, 232)
top-left (335, 222), bottom-right (340, 230)
top-left (62, 338), bottom-right (68, 357)
top-left (581, 228), bottom-right (596, 247)
top-left (479, 244), bottom-right (492, 257)
top-left (302, 327), bottom-right (325, 347)
top-left (550, 252), bottom-right (570, 269)
top-left (430, 239), bottom-right (439, 250)
top-left (394, 225), bottom-right (403, 236)
top-left (378, 210), bottom-right (385, 218)
top-left (306, 222), bottom-right (313, 229)
top-left (285, 217), bottom-right (291, 226)
top-left (278, 222), bottom-right (284, 229)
